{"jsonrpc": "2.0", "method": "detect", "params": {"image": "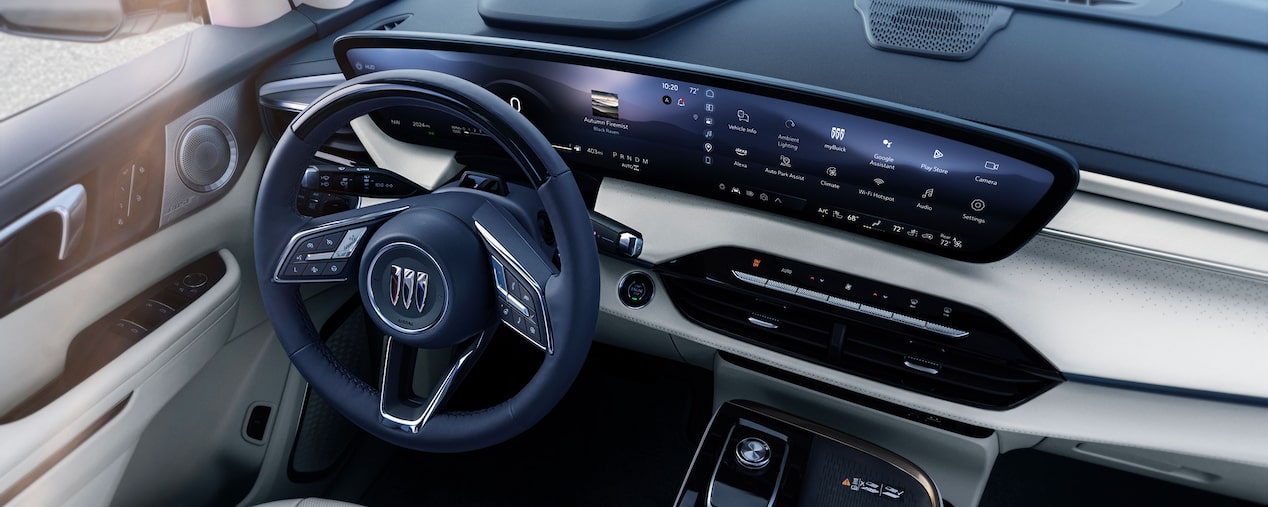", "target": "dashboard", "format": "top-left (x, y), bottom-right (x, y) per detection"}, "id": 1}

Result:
top-left (334, 34), bottom-right (1077, 262)
top-left (247, 7), bottom-right (1268, 504)
top-left (1, 0), bottom-right (1266, 505)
